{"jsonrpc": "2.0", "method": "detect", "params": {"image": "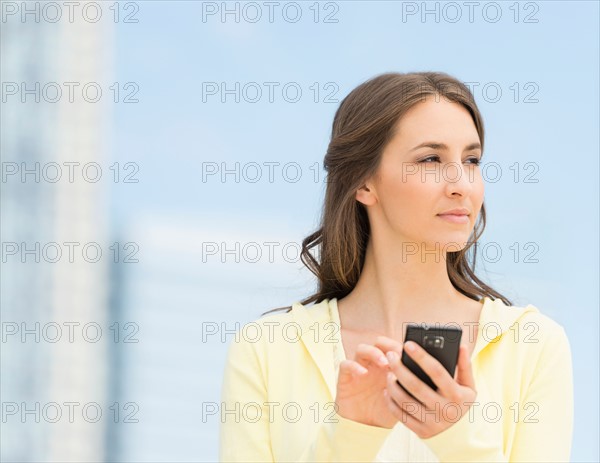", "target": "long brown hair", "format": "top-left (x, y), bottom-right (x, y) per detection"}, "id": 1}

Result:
top-left (261, 71), bottom-right (512, 316)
